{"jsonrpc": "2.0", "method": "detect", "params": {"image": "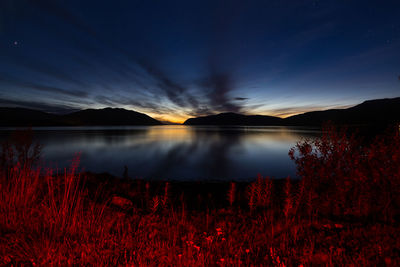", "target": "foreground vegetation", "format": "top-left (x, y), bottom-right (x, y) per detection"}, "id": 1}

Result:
top-left (0, 126), bottom-right (399, 266)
